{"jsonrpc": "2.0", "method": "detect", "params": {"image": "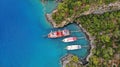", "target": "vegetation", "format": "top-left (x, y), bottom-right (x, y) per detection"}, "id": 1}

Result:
top-left (71, 55), bottom-right (79, 62)
top-left (52, 0), bottom-right (118, 24)
top-left (52, 0), bottom-right (90, 24)
top-left (65, 55), bottom-right (83, 67)
top-left (75, 10), bottom-right (120, 66)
